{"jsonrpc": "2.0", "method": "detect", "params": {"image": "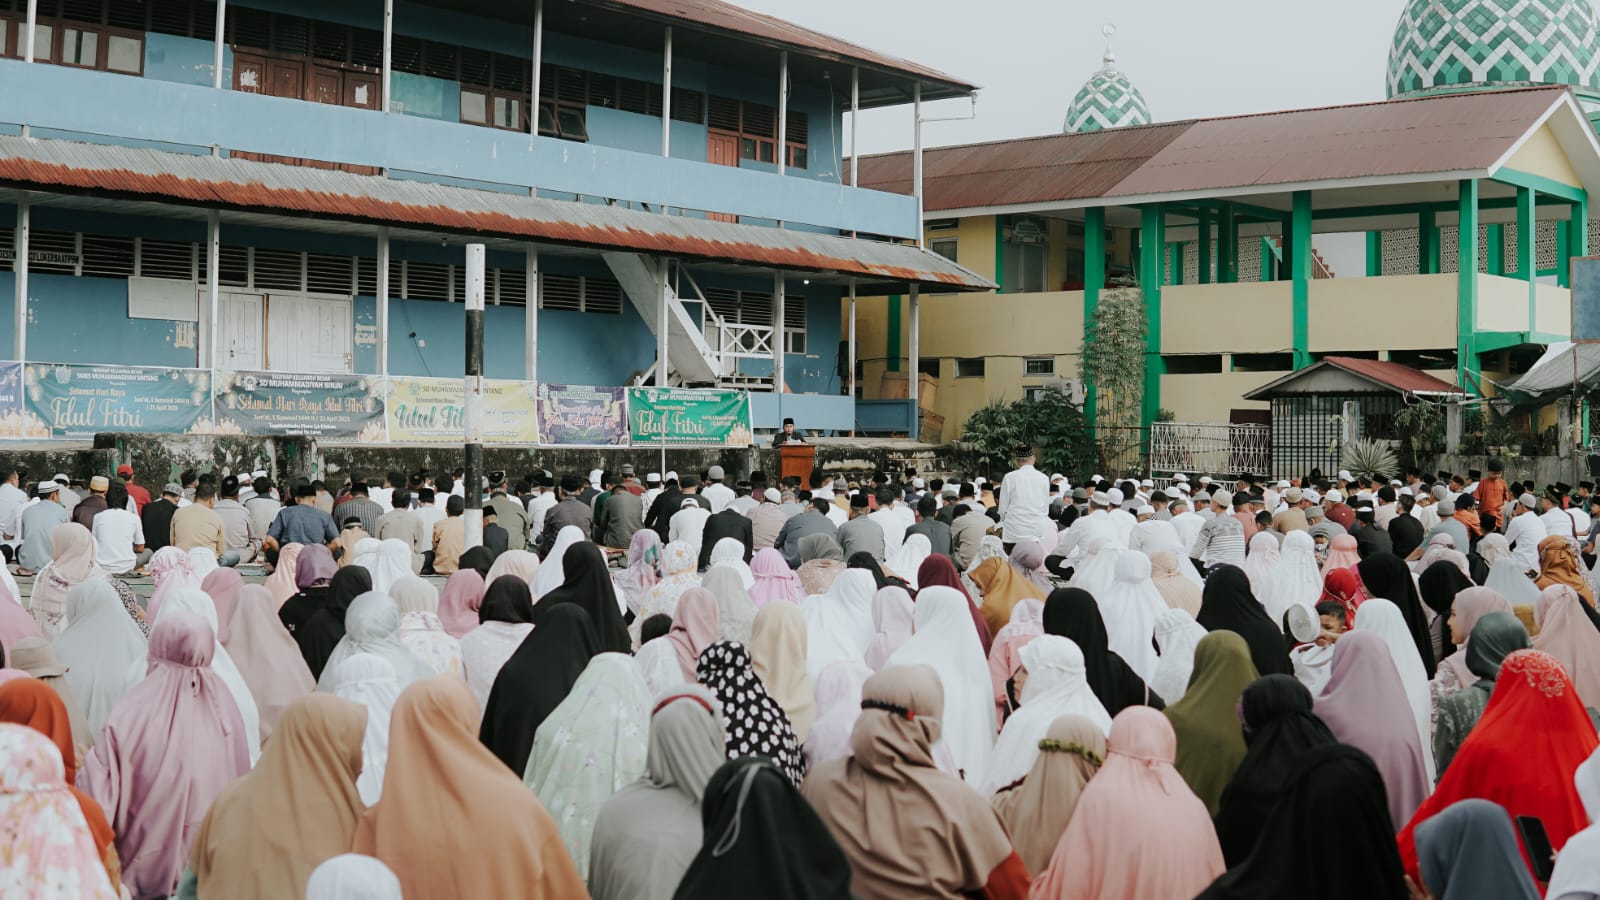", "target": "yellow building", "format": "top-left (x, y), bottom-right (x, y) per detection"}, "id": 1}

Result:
top-left (849, 87), bottom-right (1600, 442)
